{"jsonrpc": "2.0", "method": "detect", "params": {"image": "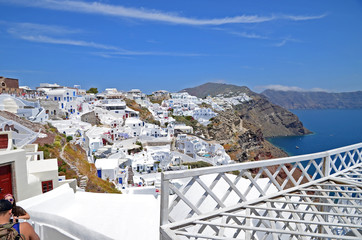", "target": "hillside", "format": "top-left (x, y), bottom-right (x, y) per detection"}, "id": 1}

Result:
top-left (261, 89), bottom-right (362, 109)
top-left (180, 82), bottom-right (256, 98)
top-left (0, 111), bottom-right (121, 193)
top-left (201, 110), bottom-right (288, 162)
top-left (180, 82), bottom-right (310, 138)
top-left (179, 82), bottom-right (313, 162)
